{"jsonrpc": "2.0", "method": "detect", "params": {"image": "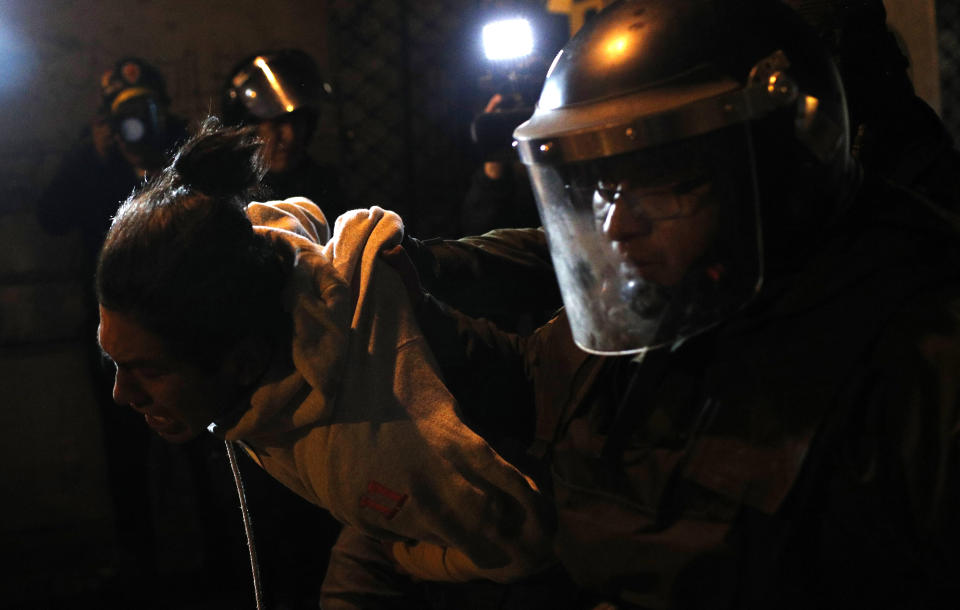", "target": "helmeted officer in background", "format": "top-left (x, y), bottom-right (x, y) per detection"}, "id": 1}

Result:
top-left (222, 48), bottom-right (346, 220)
top-left (221, 49), bottom-right (348, 609)
top-left (401, 0), bottom-right (960, 608)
